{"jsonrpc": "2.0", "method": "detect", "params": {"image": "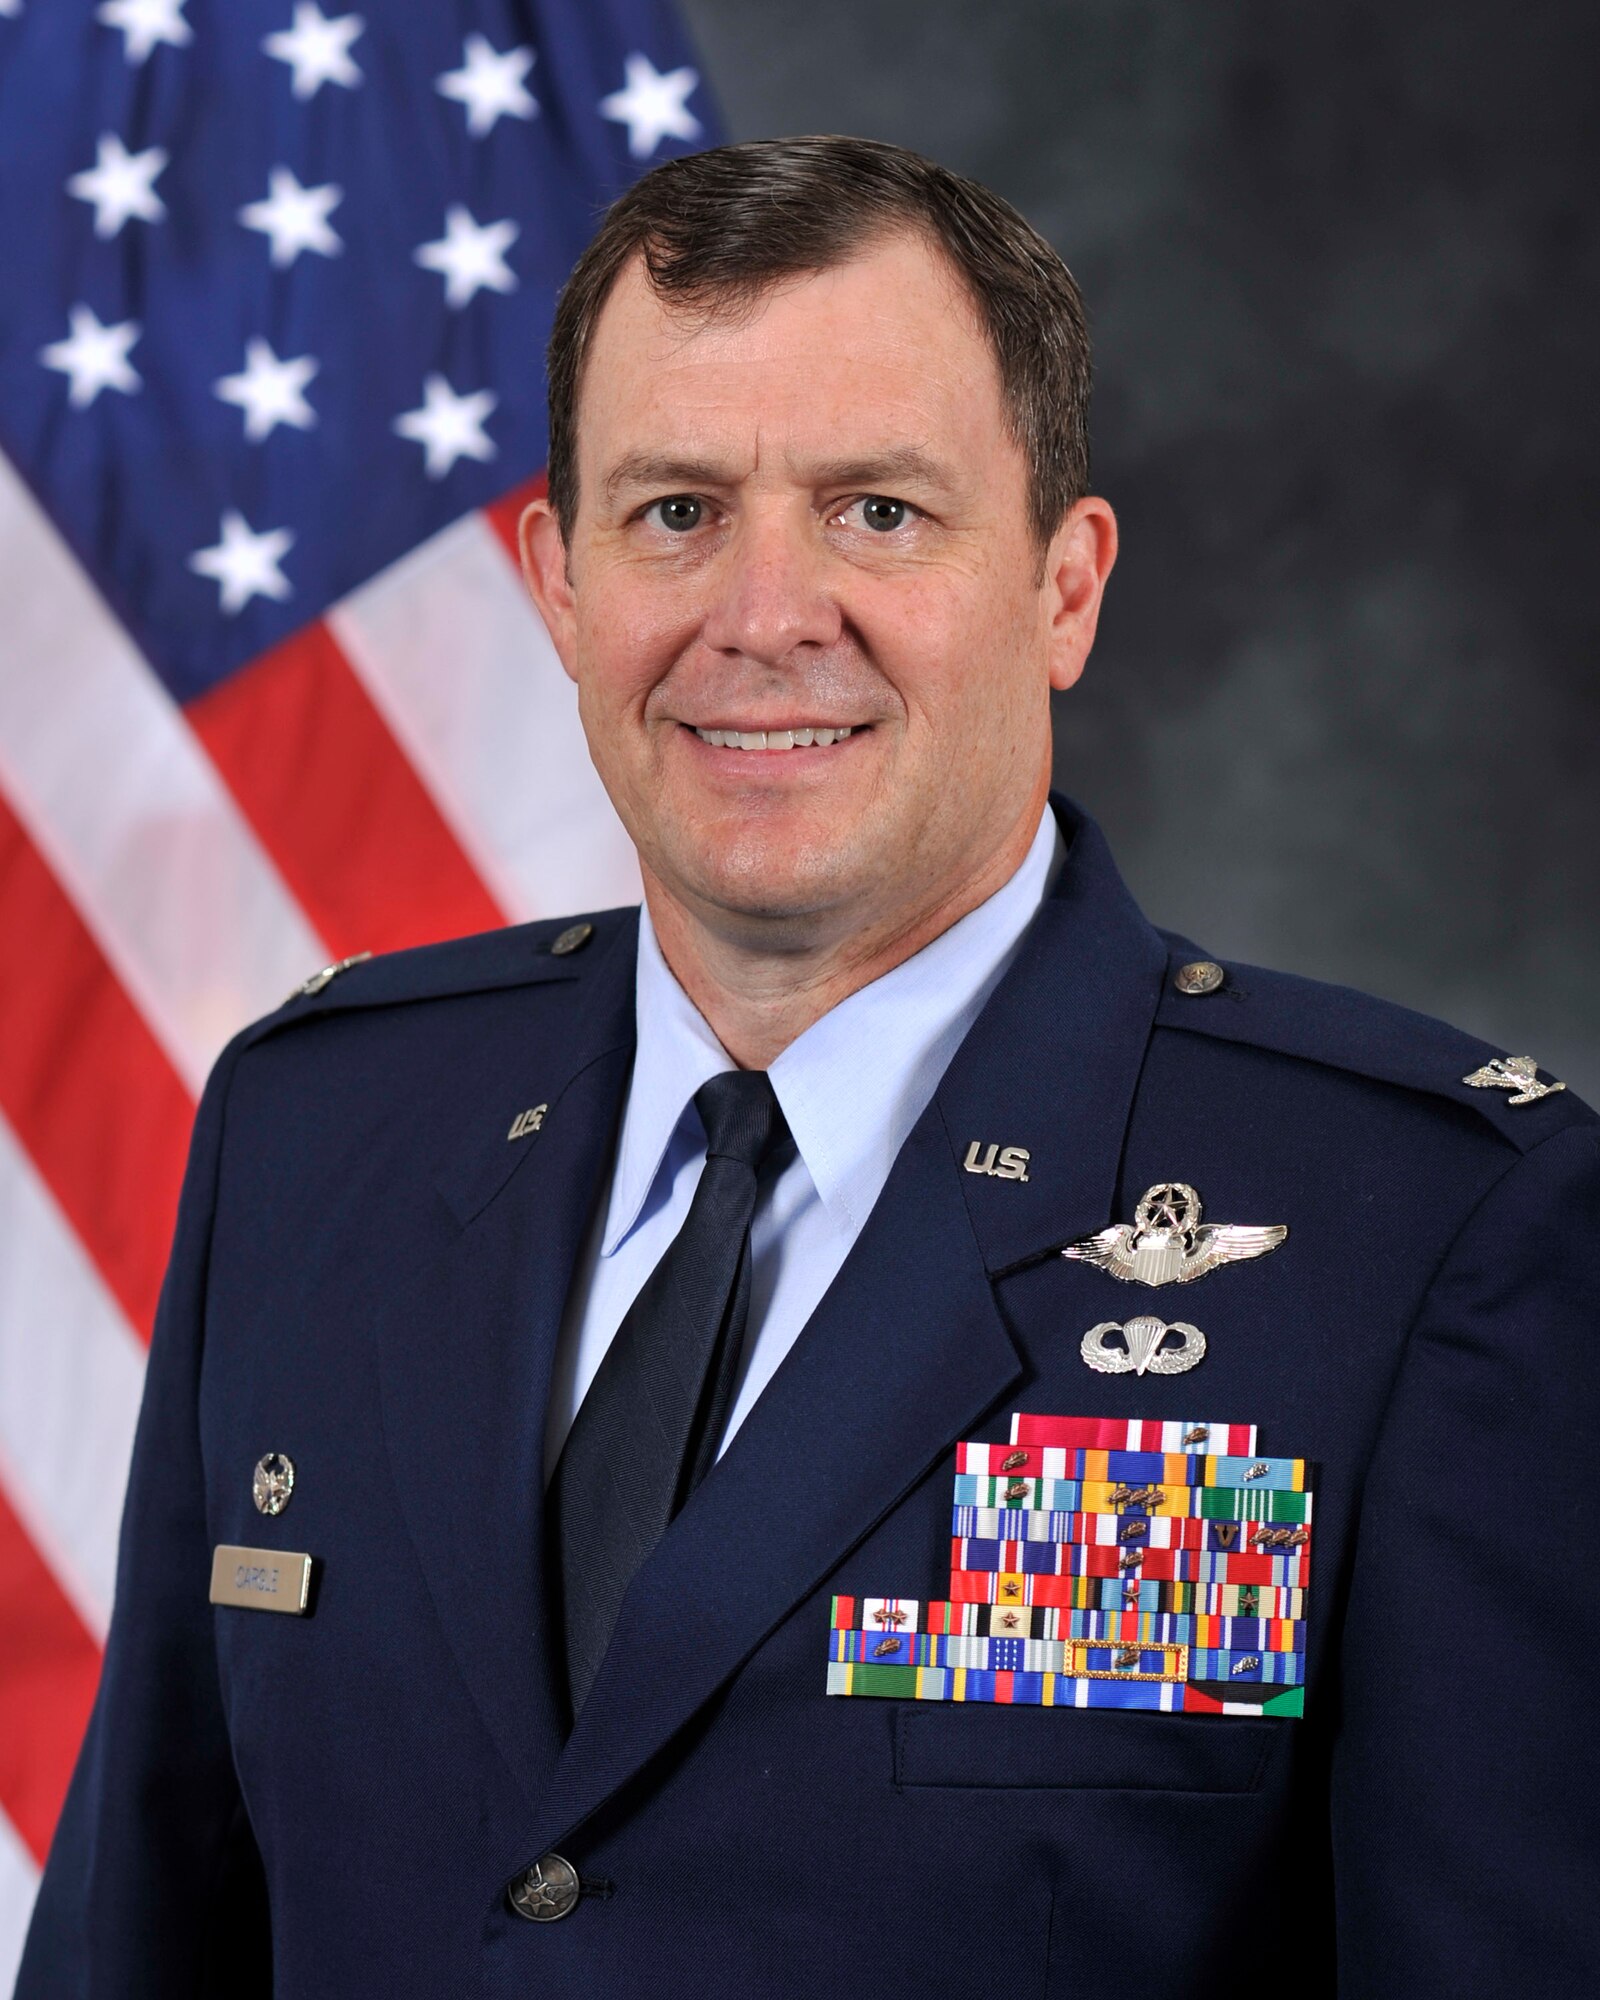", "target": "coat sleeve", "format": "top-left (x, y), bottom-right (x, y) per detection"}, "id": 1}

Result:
top-left (15, 1033), bottom-right (272, 1998)
top-left (1329, 1120), bottom-right (1600, 1995)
